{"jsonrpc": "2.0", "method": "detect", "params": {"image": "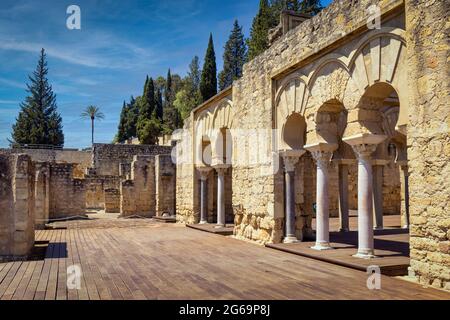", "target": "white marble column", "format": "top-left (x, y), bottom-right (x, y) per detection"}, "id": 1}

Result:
top-left (305, 143), bottom-right (337, 251)
top-left (197, 167), bottom-right (212, 224)
top-left (282, 154), bottom-right (301, 243)
top-left (214, 165), bottom-right (228, 228)
top-left (372, 164), bottom-right (384, 230)
top-left (338, 163), bottom-right (350, 232)
top-left (344, 134), bottom-right (386, 258)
